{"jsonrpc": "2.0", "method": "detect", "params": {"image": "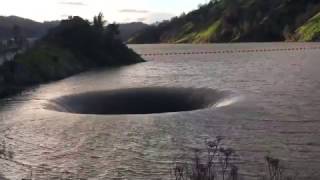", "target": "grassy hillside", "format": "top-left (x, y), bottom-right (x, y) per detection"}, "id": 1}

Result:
top-left (297, 12), bottom-right (320, 41)
top-left (129, 0), bottom-right (320, 43)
